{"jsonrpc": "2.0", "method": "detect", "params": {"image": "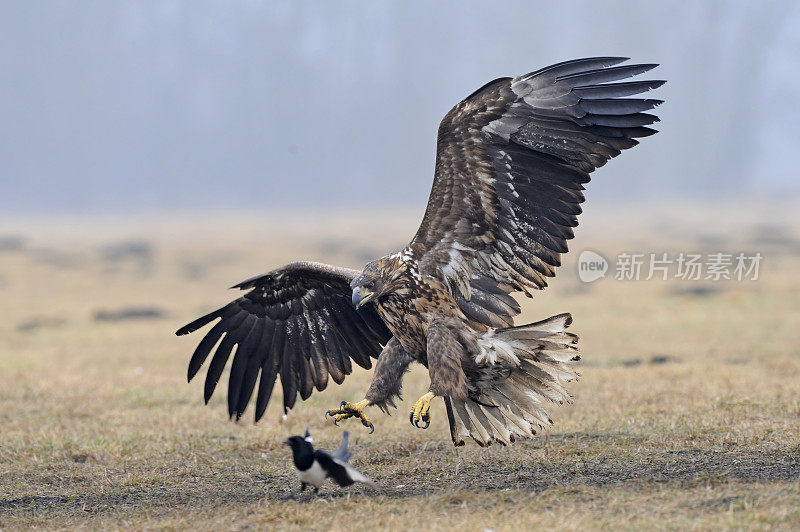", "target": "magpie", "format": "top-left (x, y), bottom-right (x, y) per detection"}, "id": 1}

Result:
top-left (282, 429), bottom-right (375, 494)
